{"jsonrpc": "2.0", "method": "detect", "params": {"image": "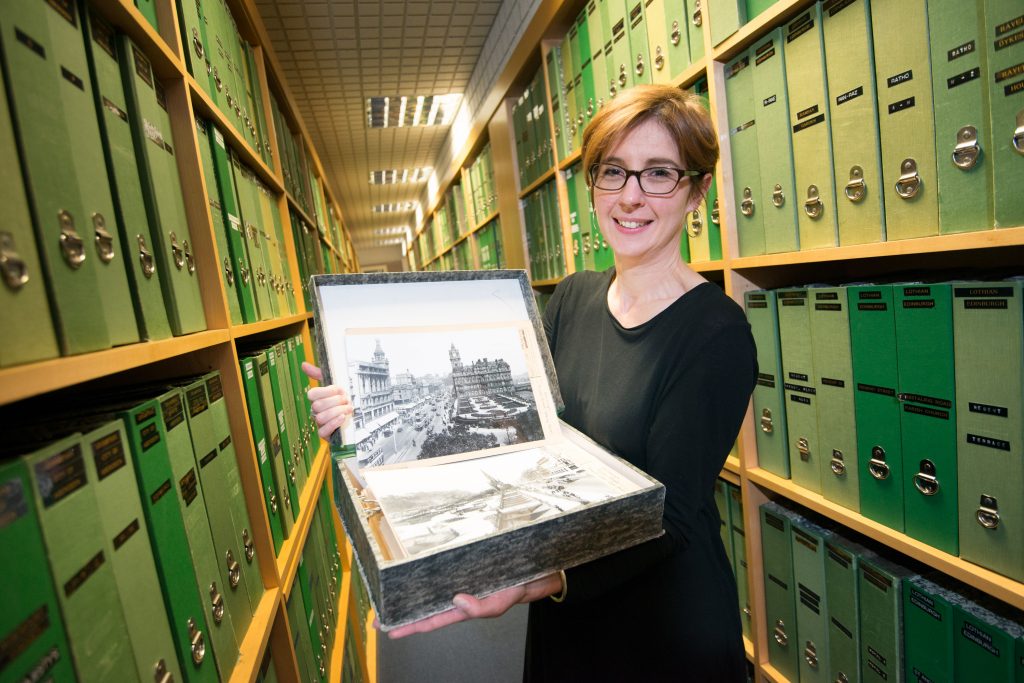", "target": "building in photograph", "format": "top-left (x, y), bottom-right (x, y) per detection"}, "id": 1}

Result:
top-left (349, 339), bottom-right (397, 429)
top-left (449, 343), bottom-right (514, 398)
